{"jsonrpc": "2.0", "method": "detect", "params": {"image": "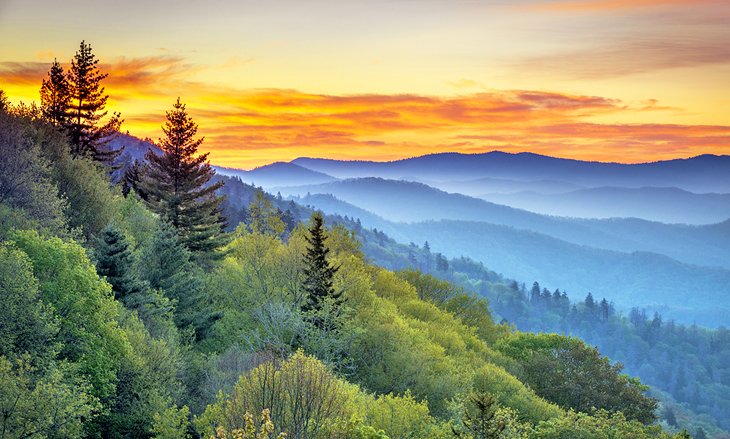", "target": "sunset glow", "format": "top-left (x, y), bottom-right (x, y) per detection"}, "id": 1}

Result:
top-left (1, 0), bottom-right (728, 168)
